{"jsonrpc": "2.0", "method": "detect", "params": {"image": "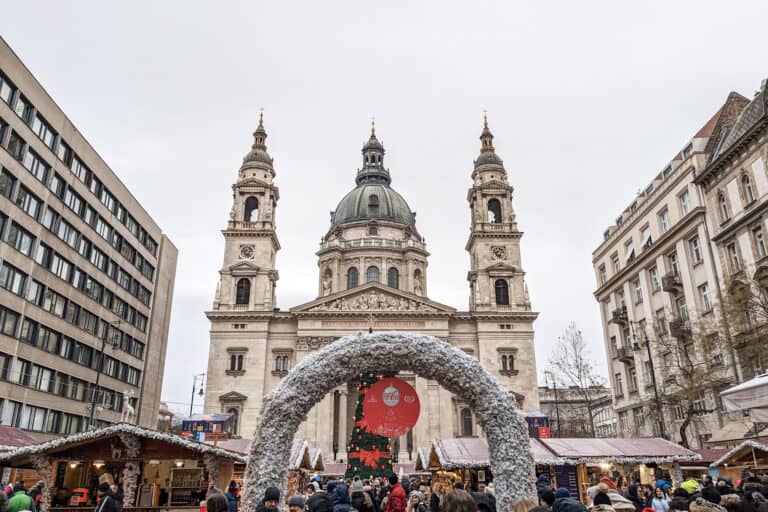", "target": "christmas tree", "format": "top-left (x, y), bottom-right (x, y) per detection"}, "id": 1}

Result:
top-left (345, 373), bottom-right (393, 479)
